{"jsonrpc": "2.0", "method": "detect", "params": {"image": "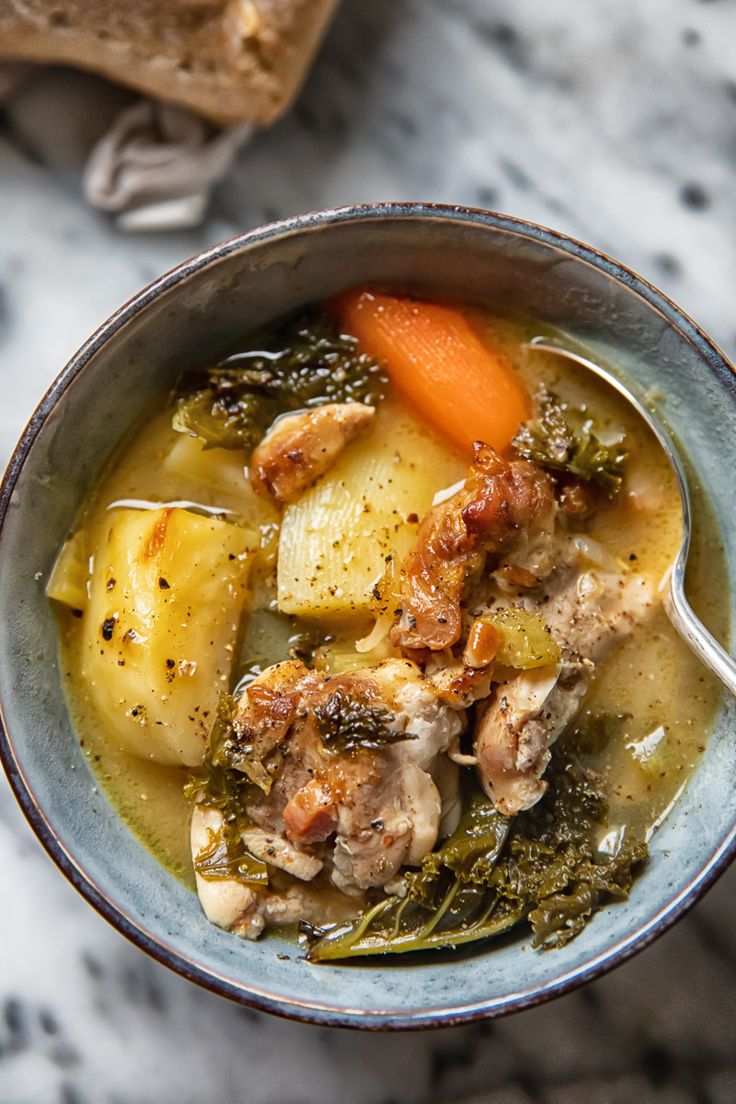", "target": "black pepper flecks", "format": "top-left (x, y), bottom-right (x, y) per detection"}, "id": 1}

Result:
top-left (101, 616), bottom-right (116, 641)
